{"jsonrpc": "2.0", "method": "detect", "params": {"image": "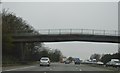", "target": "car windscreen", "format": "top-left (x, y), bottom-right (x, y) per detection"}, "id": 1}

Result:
top-left (114, 61), bottom-right (120, 63)
top-left (41, 59), bottom-right (48, 61)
